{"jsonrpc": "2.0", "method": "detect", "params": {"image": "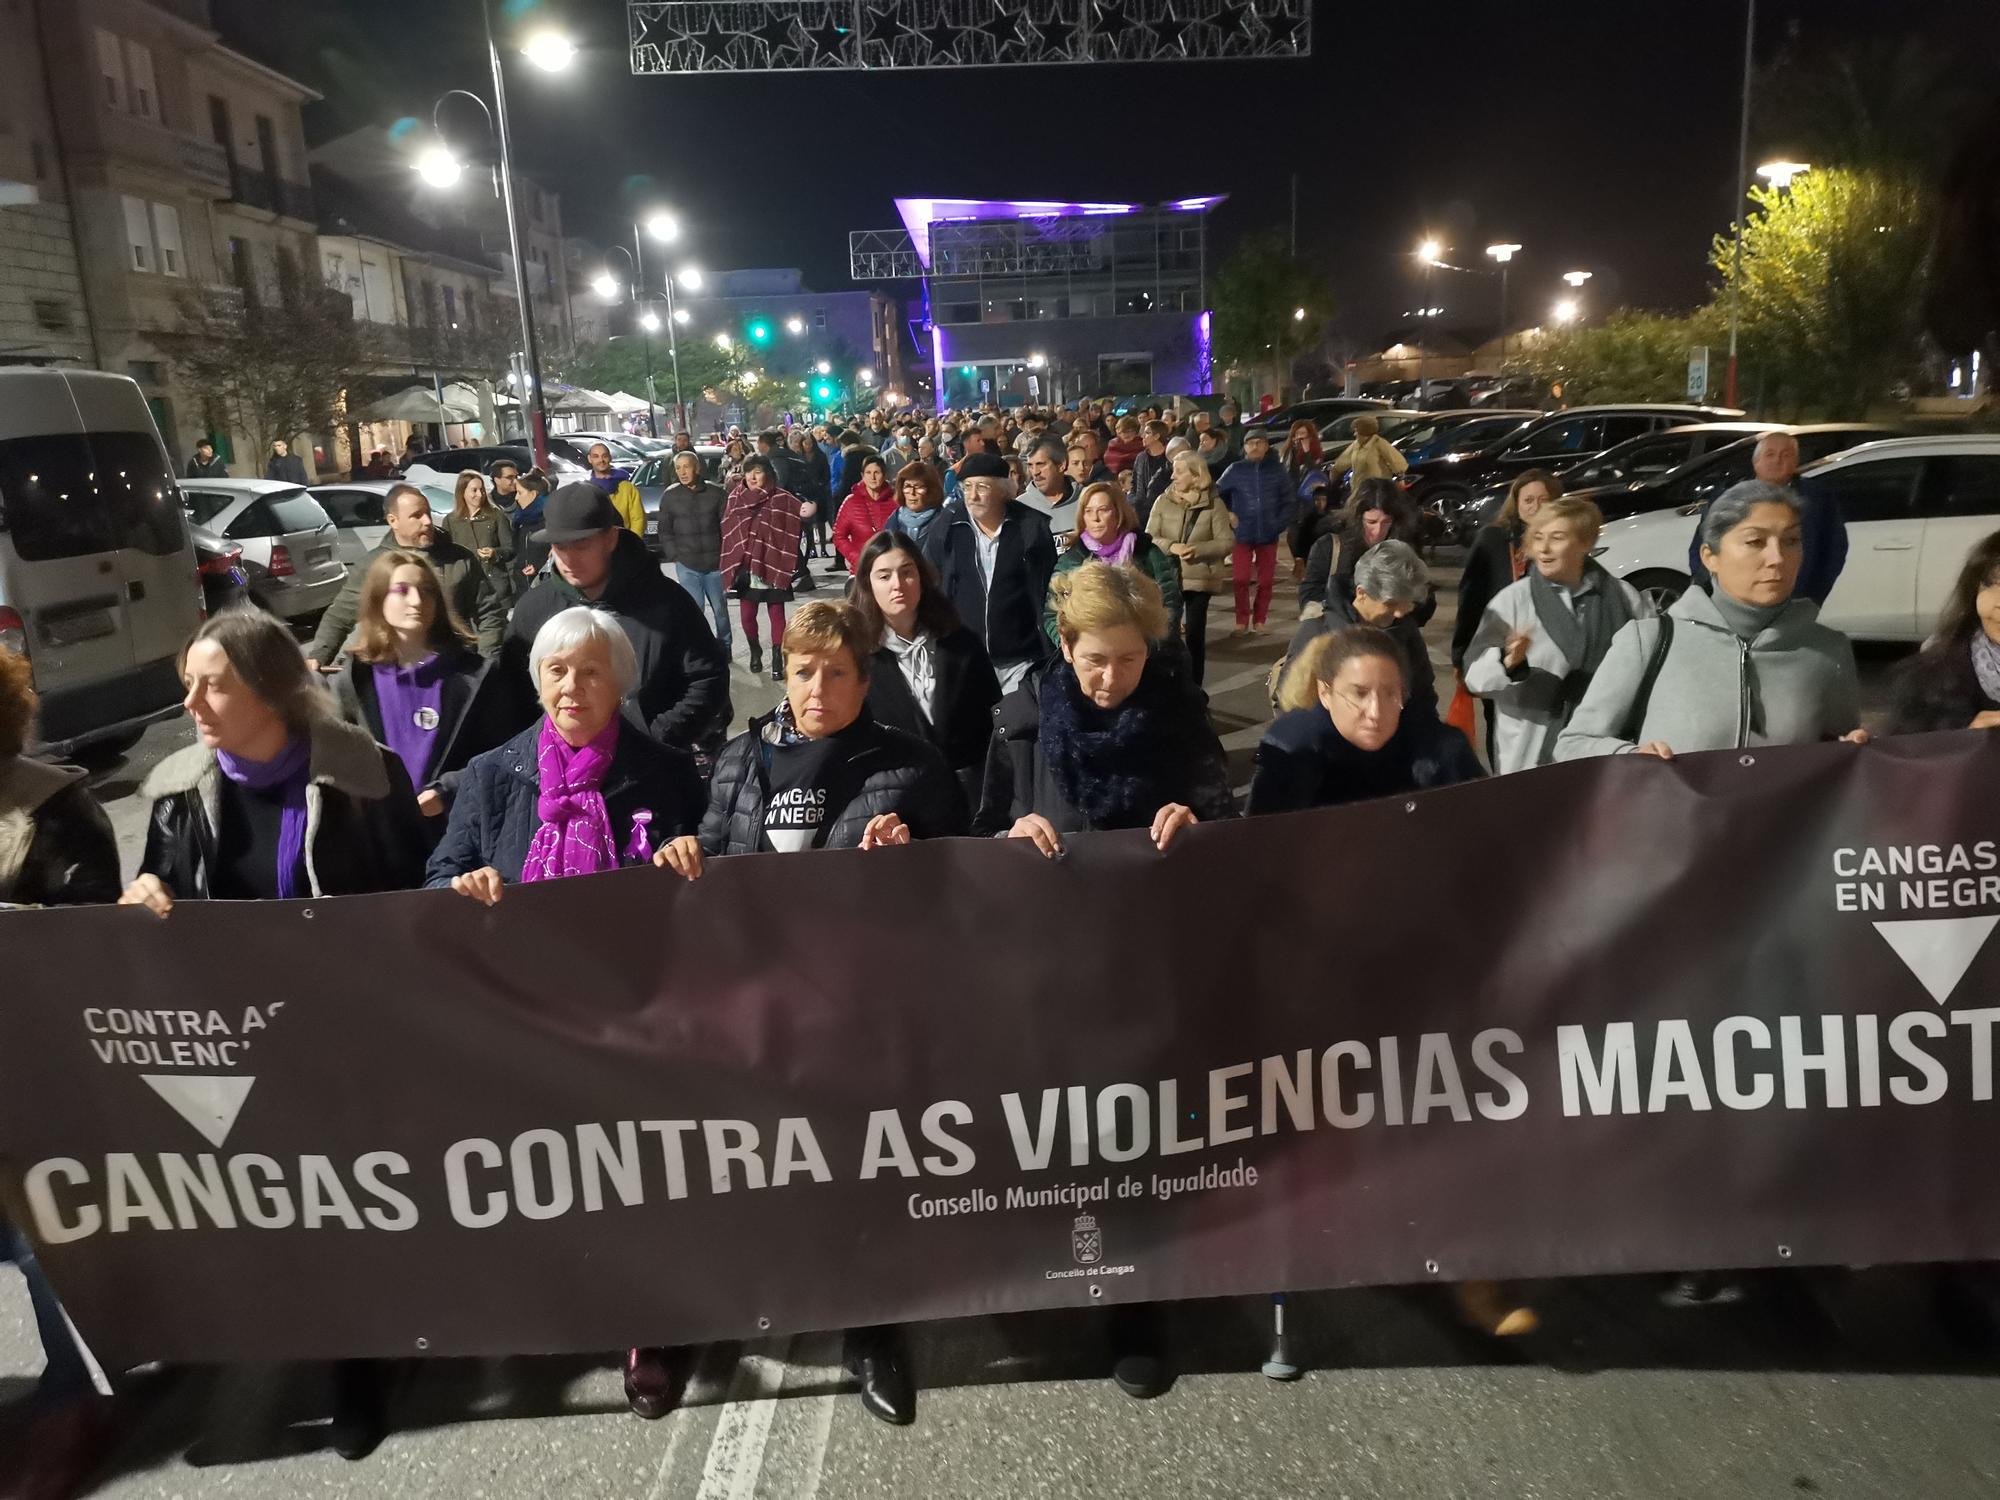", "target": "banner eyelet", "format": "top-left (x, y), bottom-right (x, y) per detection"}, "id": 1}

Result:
top-left (1776, 1245), bottom-right (1793, 1259)
top-left (1404, 801), bottom-right (1416, 813)
top-left (1423, 1259), bottom-right (1440, 1275)
top-left (1739, 755), bottom-right (1756, 767)
top-left (414, 1336), bottom-right (429, 1351)
top-left (301, 908), bottom-right (315, 919)
top-left (1088, 1285), bottom-right (1103, 1299)
top-left (756, 1315), bottom-right (771, 1330)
